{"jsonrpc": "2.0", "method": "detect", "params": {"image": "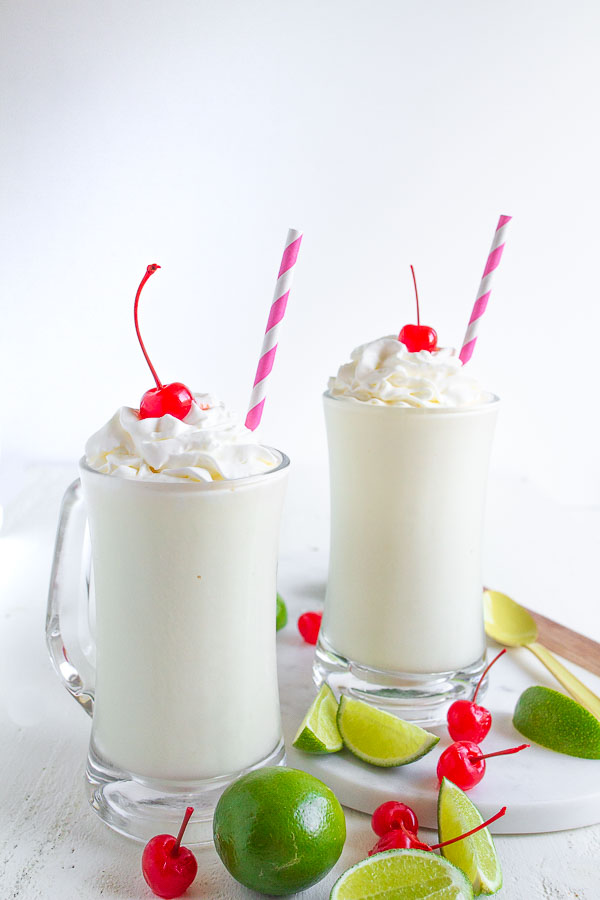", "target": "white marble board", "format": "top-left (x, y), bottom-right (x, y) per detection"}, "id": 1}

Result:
top-left (279, 629), bottom-right (600, 835)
